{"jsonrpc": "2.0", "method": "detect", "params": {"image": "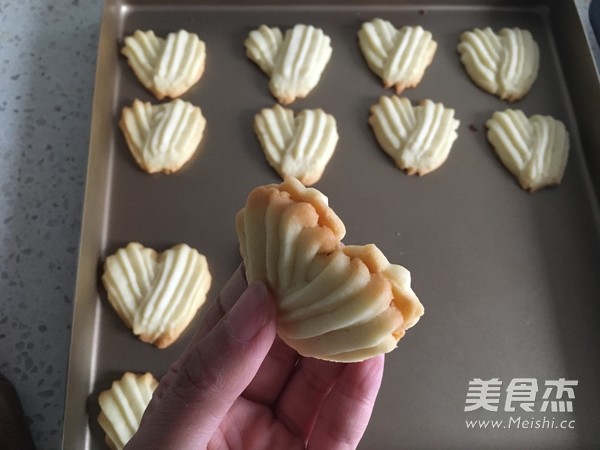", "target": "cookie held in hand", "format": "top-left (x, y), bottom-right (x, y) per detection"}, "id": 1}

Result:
top-left (98, 372), bottom-right (158, 450)
top-left (245, 24), bottom-right (332, 104)
top-left (102, 242), bottom-right (212, 348)
top-left (457, 27), bottom-right (539, 102)
top-left (254, 104), bottom-right (339, 186)
top-left (486, 109), bottom-right (569, 192)
top-left (121, 29), bottom-right (206, 100)
top-left (358, 20), bottom-right (437, 94)
top-left (369, 96), bottom-right (460, 176)
top-left (236, 178), bottom-right (424, 362)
